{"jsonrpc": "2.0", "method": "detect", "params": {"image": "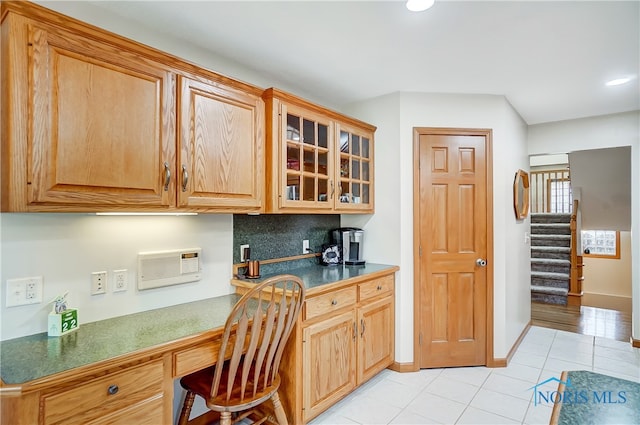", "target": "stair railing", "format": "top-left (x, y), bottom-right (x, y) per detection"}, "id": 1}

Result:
top-left (530, 168), bottom-right (571, 213)
top-left (568, 199), bottom-right (583, 306)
